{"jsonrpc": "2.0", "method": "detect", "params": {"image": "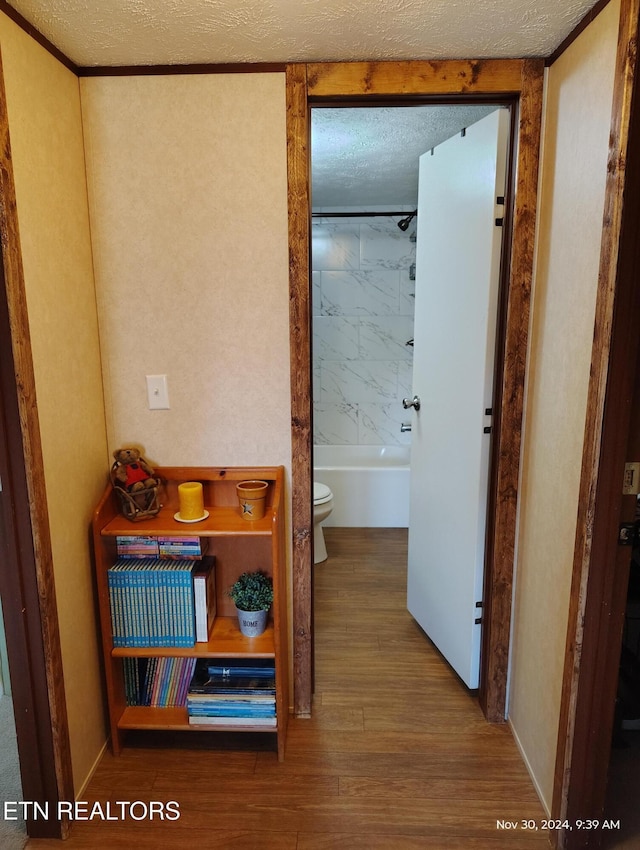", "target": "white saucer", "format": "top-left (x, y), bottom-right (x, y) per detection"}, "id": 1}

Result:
top-left (174, 510), bottom-right (209, 523)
